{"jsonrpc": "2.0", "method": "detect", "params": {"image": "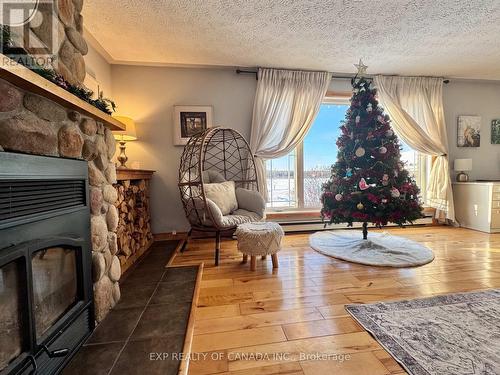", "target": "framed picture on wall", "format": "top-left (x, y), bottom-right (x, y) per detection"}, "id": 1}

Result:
top-left (492, 119), bottom-right (500, 144)
top-left (173, 105), bottom-right (213, 146)
top-left (457, 115), bottom-right (481, 147)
